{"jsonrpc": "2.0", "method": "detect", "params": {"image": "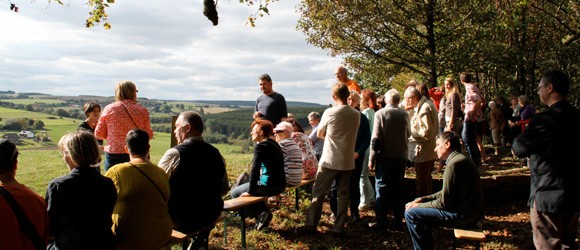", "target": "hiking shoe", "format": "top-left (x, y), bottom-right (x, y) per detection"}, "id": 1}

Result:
top-left (347, 215), bottom-right (360, 225)
top-left (329, 213), bottom-right (336, 222)
top-left (330, 229), bottom-right (346, 238)
top-left (256, 211), bottom-right (273, 231)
